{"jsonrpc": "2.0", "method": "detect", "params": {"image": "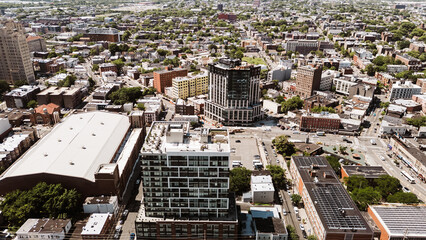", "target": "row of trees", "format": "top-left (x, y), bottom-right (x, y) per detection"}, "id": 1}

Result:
top-left (0, 182), bottom-right (81, 227)
top-left (108, 87), bottom-right (156, 105)
top-left (344, 175), bottom-right (419, 211)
